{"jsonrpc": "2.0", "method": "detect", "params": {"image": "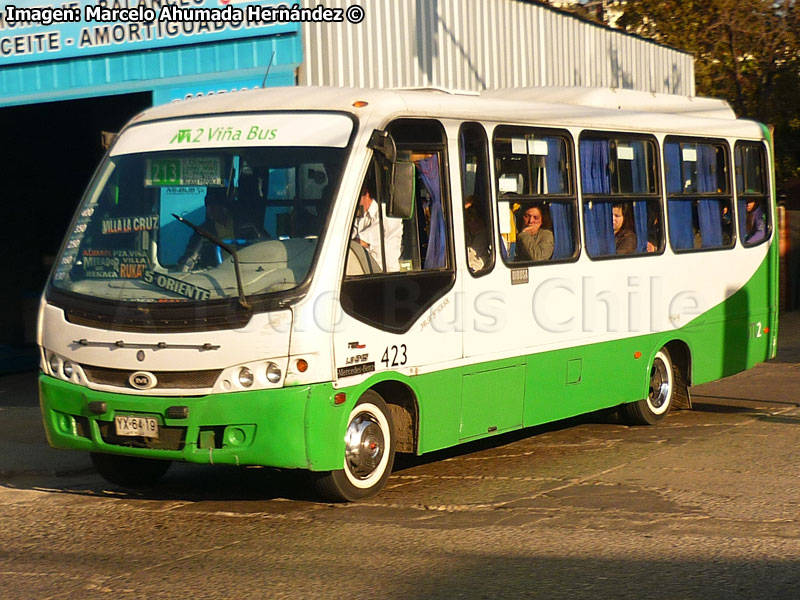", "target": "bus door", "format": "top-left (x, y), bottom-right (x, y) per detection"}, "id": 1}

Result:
top-left (334, 120), bottom-right (463, 443)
